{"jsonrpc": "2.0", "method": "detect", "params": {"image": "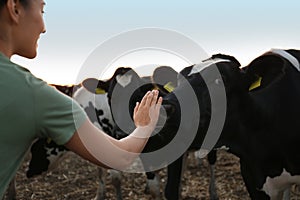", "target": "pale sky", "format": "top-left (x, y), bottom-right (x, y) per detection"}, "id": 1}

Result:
top-left (12, 0), bottom-right (300, 84)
